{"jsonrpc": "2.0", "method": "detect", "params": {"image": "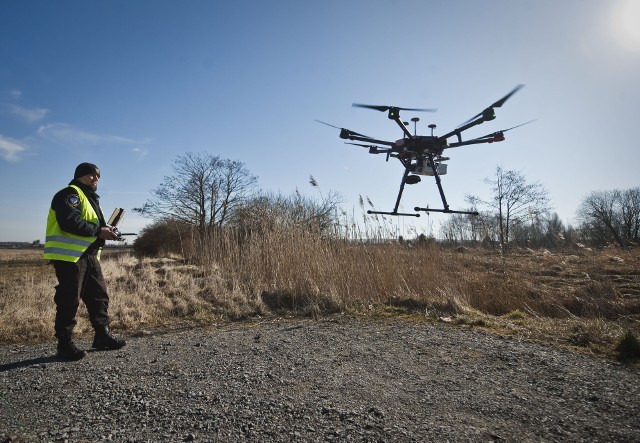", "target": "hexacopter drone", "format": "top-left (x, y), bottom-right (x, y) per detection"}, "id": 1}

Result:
top-left (318, 85), bottom-right (533, 217)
